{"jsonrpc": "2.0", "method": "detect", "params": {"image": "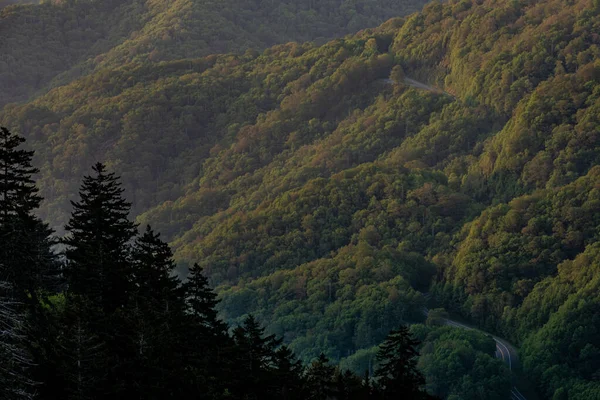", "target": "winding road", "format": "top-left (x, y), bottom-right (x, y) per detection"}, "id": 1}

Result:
top-left (382, 77), bottom-right (454, 98)
top-left (444, 318), bottom-right (527, 400)
top-left (383, 76), bottom-right (527, 399)
top-left (421, 299), bottom-right (528, 400)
